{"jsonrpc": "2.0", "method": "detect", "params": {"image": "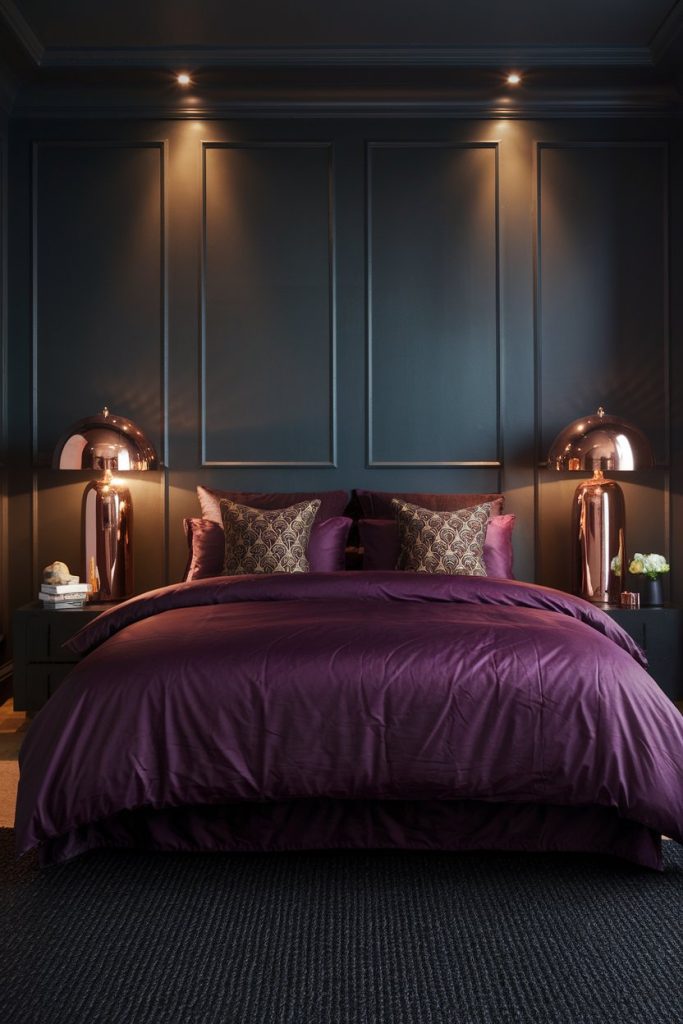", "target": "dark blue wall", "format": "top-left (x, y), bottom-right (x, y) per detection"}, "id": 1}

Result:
top-left (0, 115), bottom-right (6, 666)
top-left (4, 116), bottom-right (683, 636)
